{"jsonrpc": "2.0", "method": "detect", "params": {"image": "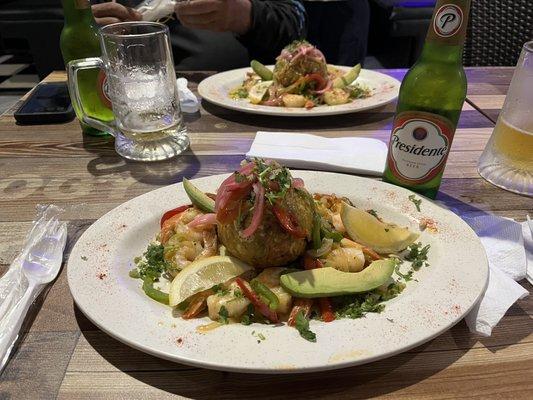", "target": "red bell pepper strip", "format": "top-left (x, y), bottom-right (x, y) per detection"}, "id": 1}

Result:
top-left (303, 256), bottom-right (336, 323)
top-left (272, 204), bottom-right (307, 239)
top-left (288, 298), bottom-right (313, 327)
top-left (160, 204), bottom-right (191, 228)
top-left (235, 278), bottom-right (278, 323)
